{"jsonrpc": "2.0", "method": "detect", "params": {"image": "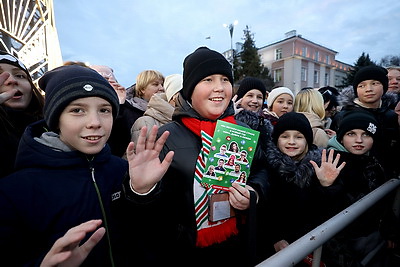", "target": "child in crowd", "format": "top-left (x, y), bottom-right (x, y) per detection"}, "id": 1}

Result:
top-left (0, 65), bottom-right (173, 266)
top-left (127, 47), bottom-right (268, 266)
top-left (261, 112), bottom-right (344, 261)
top-left (330, 65), bottom-right (400, 178)
top-left (322, 111), bottom-right (396, 266)
top-left (0, 51), bottom-right (44, 178)
top-left (263, 86), bottom-right (294, 126)
top-left (235, 76), bottom-right (267, 114)
top-left (234, 76), bottom-right (272, 168)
